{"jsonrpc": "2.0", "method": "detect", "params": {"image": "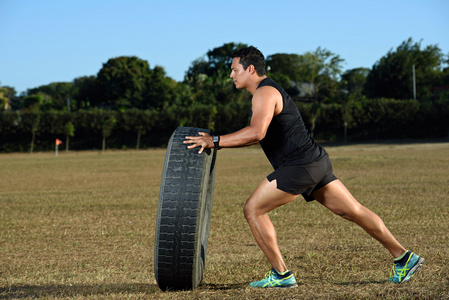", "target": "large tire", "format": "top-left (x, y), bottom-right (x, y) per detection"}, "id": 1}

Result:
top-left (154, 126), bottom-right (217, 291)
